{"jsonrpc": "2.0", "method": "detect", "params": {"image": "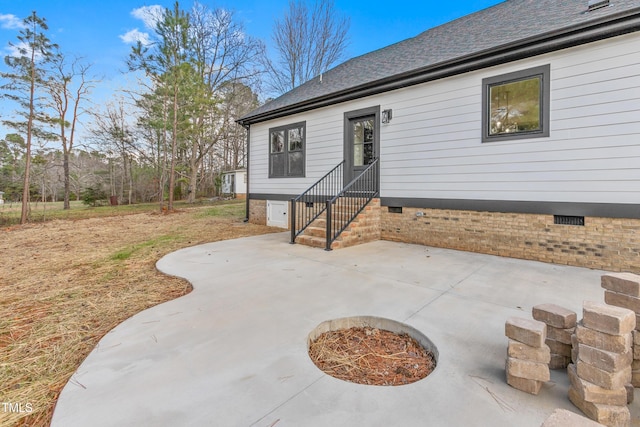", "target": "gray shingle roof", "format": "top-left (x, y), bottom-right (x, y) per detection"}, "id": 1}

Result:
top-left (240, 0), bottom-right (640, 125)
